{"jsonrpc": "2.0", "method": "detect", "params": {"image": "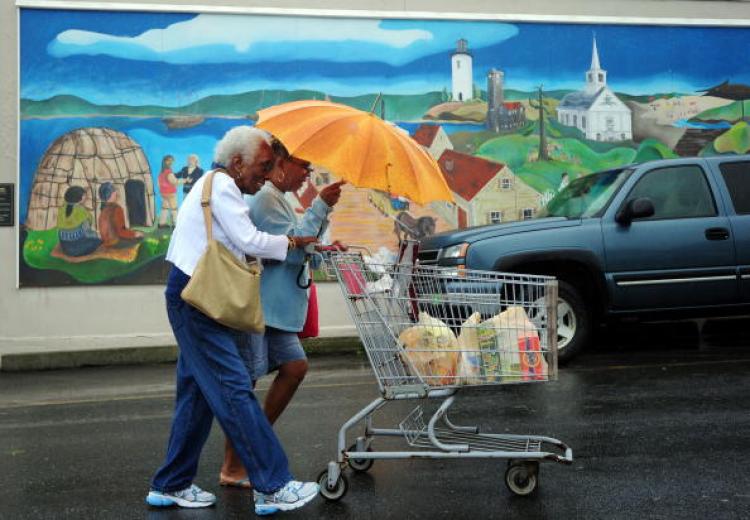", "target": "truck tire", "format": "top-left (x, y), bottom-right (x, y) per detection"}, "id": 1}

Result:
top-left (555, 280), bottom-right (591, 363)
